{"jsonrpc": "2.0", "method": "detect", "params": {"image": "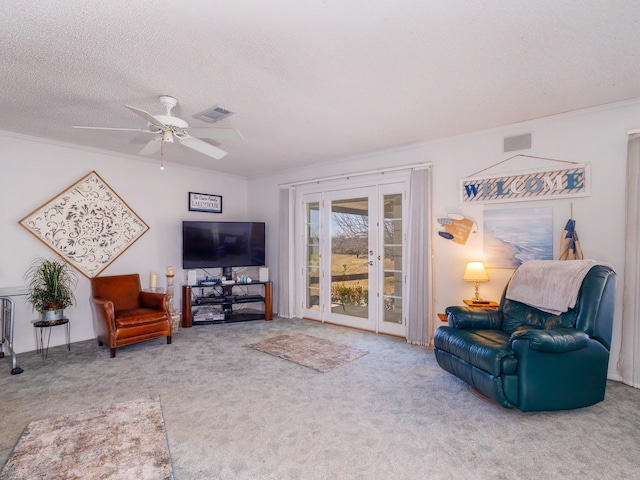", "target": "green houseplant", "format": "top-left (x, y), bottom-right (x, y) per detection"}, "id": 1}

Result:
top-left (25, 257), bottom-right (78, 321)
